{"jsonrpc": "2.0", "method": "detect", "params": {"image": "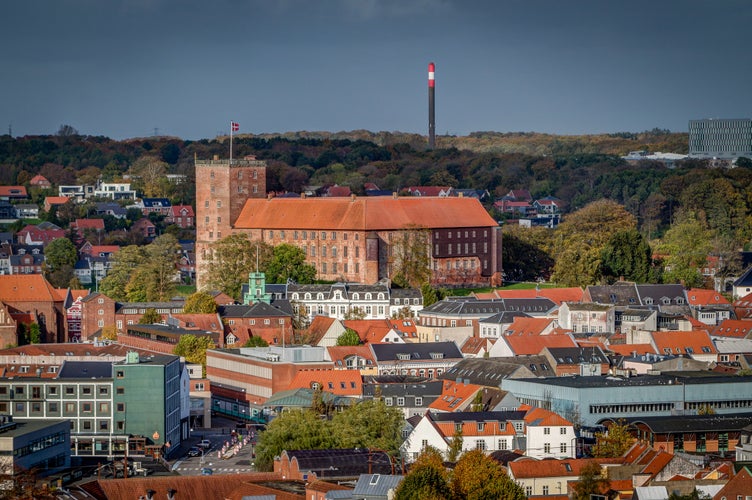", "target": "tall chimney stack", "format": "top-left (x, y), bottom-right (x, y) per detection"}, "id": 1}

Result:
top-left (428, 62), bottom-right (435, 149)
